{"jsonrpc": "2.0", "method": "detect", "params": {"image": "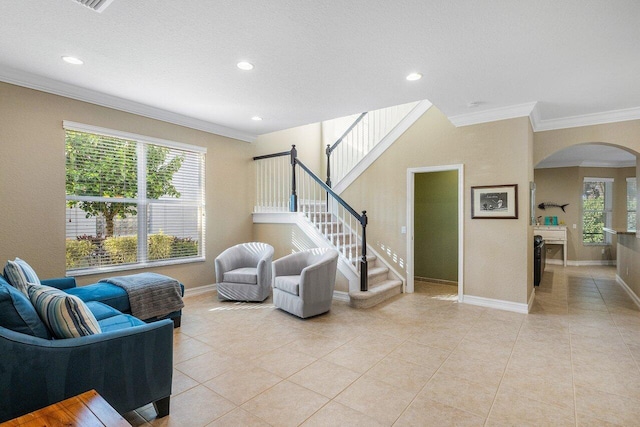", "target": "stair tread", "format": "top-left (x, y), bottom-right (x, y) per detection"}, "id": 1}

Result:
top-left (368, 266), bottom-right (389, 276)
